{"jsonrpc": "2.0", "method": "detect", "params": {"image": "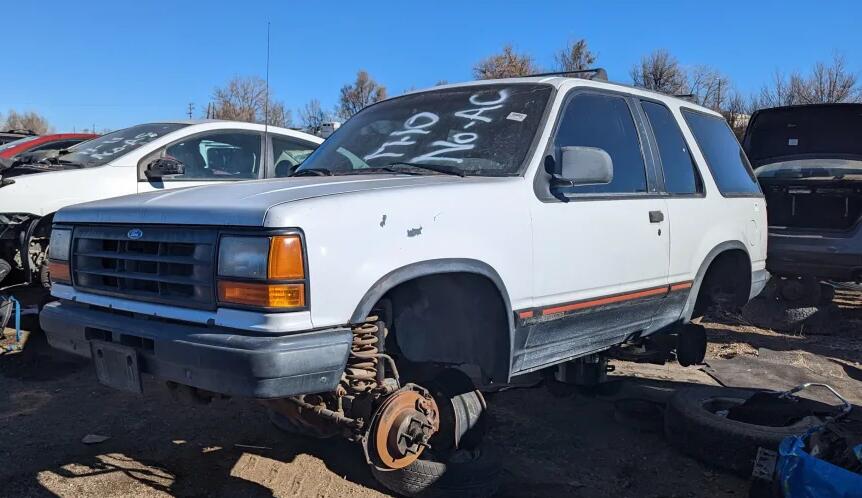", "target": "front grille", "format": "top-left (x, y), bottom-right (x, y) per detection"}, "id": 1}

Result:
top-left (71, 225), bottom-right (218, 309)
